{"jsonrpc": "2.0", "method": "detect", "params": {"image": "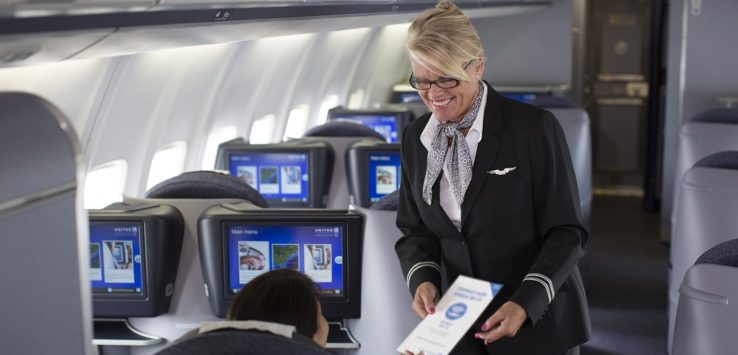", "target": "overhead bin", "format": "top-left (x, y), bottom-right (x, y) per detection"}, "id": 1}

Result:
top-left (0, 29), bottom-right (114, 67)
top-left (0, 0), bottom-right (553, 66)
